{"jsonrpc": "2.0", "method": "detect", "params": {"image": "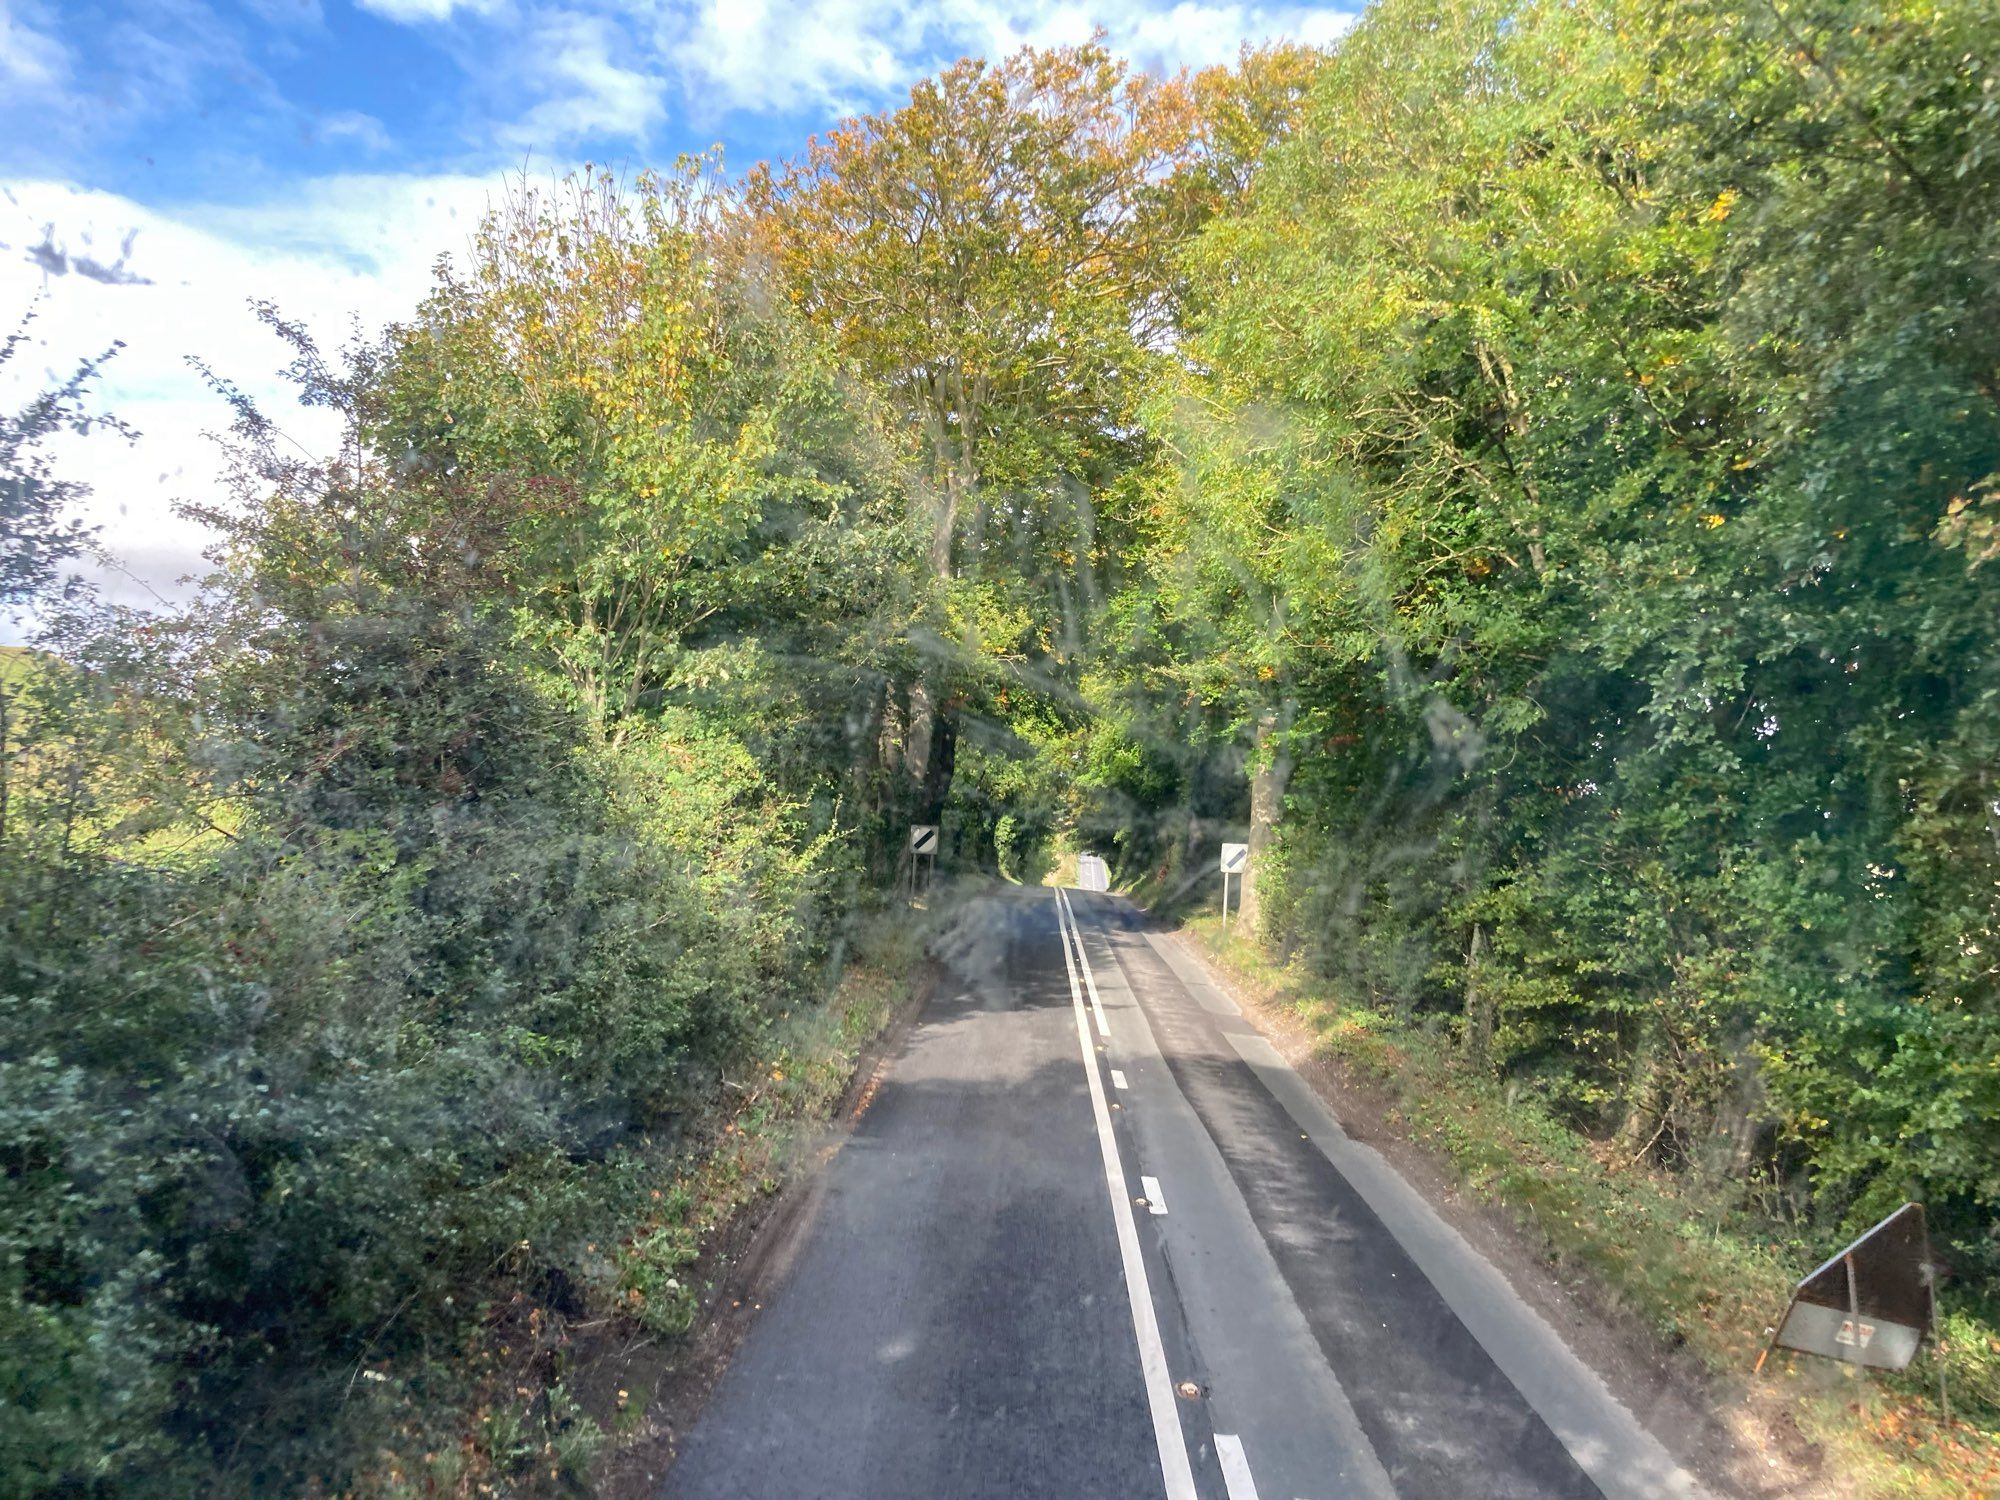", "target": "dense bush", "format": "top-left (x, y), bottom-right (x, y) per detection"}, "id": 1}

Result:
top-left (1, 175), bottom-right (913, 1493)
top-left (1133, 0), bottom-right (2000, 1292)
top-left (0, 523), bottom-right (836, 1492)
